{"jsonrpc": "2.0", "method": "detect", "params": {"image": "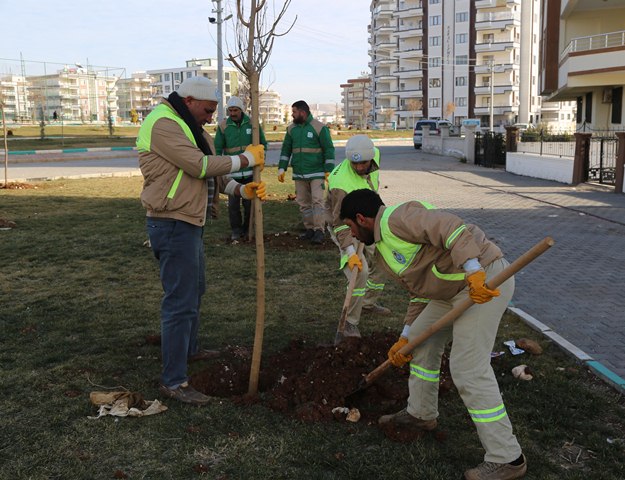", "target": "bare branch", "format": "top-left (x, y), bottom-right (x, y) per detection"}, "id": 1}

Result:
top-left (237, 0), bottom-right (250, 28)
